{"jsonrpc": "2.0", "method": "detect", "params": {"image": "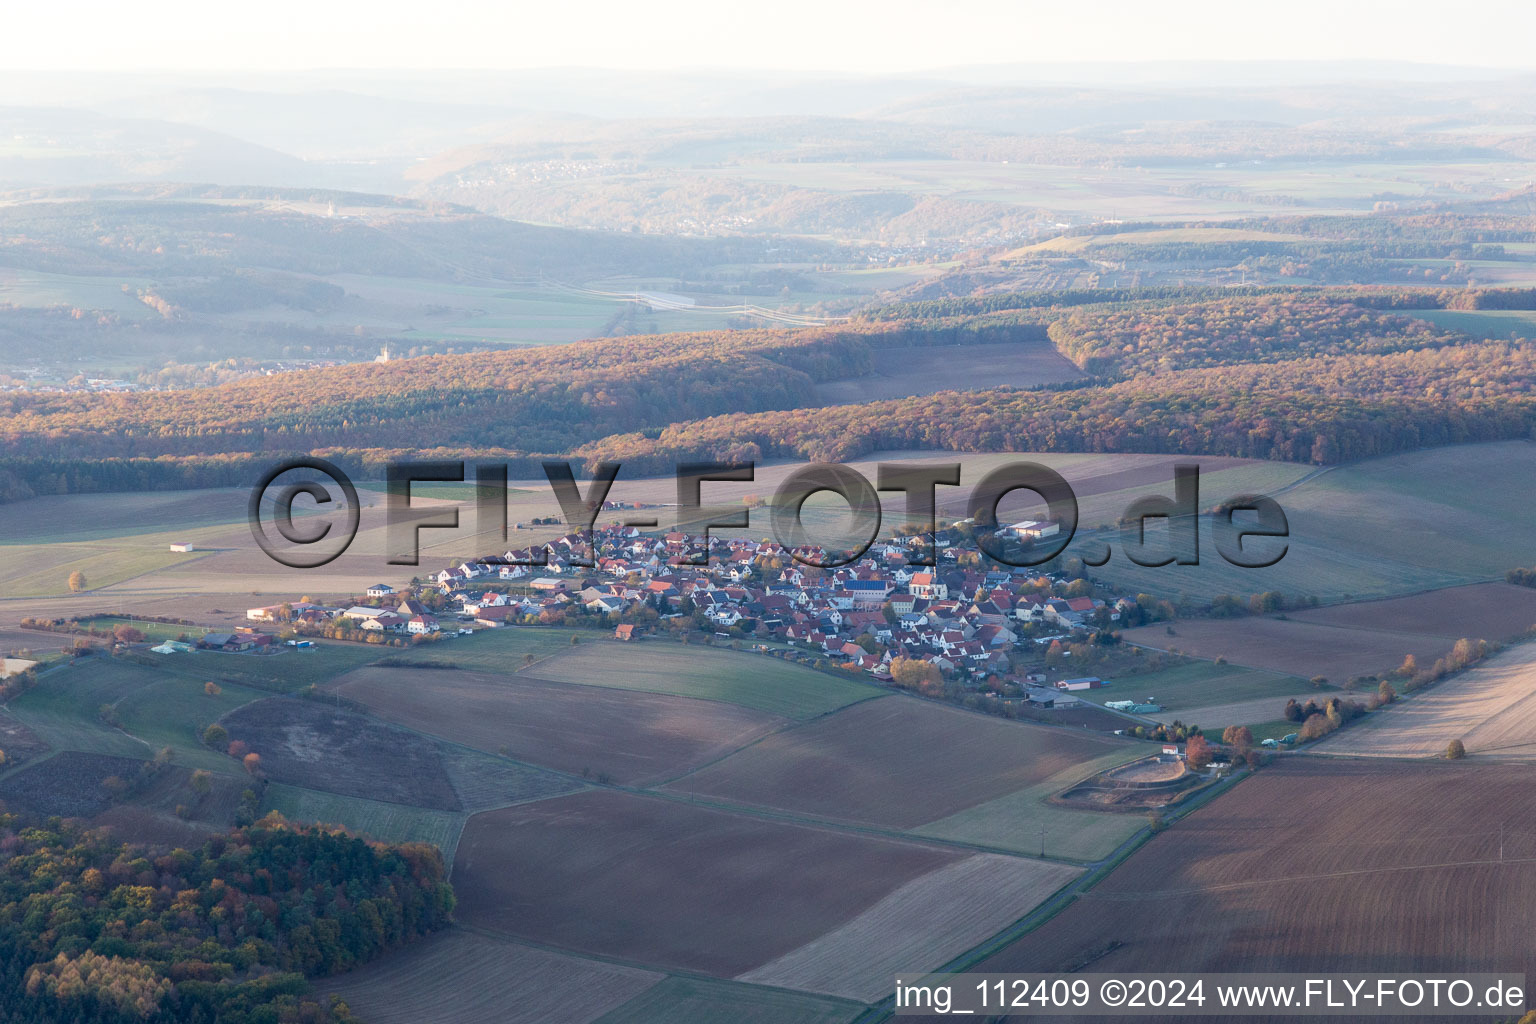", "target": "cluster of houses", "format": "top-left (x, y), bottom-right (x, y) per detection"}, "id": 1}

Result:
top-left (247, 590), bottom-right (447, 637)
top-left (241, 521), bottom-right (1147, 706)
top-left (404, 524), bottom-right (1125, 690)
